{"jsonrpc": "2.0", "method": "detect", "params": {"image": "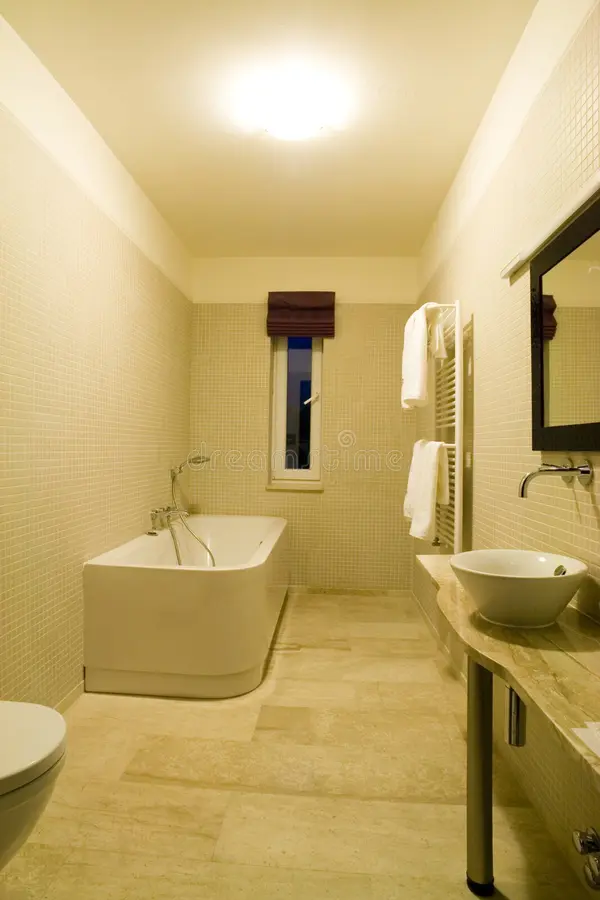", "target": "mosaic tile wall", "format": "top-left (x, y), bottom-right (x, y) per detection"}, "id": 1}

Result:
top-left (421, 6), bottom-right (600, 599)
top-left (417, 4), bottom-right (600, 892)
top-left (189, 303), bottom-right (416, 590)
top-left (0, 108), bottom-right (193, 707)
